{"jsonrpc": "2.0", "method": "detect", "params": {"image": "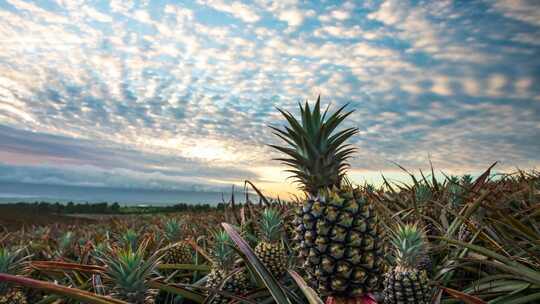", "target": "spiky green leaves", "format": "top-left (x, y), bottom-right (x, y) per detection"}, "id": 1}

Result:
top-left (259, 208), bottom-right (284, 243)
top-left (0, 247), bottom-right (28, 275)
top-left (0, 247), bottom-right (30, 294)
top-left (270, 96), bottom-right (358, 195)
top-left (209, 229), bottom-right (235, 269)
top-left (164, 219), bottom-right (183, 242)
top-left (389, 223), bottom-right (426, 270)
top-left (98, 244), bottom-right (160, 304)
top-left (119, 229), bottom-right (139, 252)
